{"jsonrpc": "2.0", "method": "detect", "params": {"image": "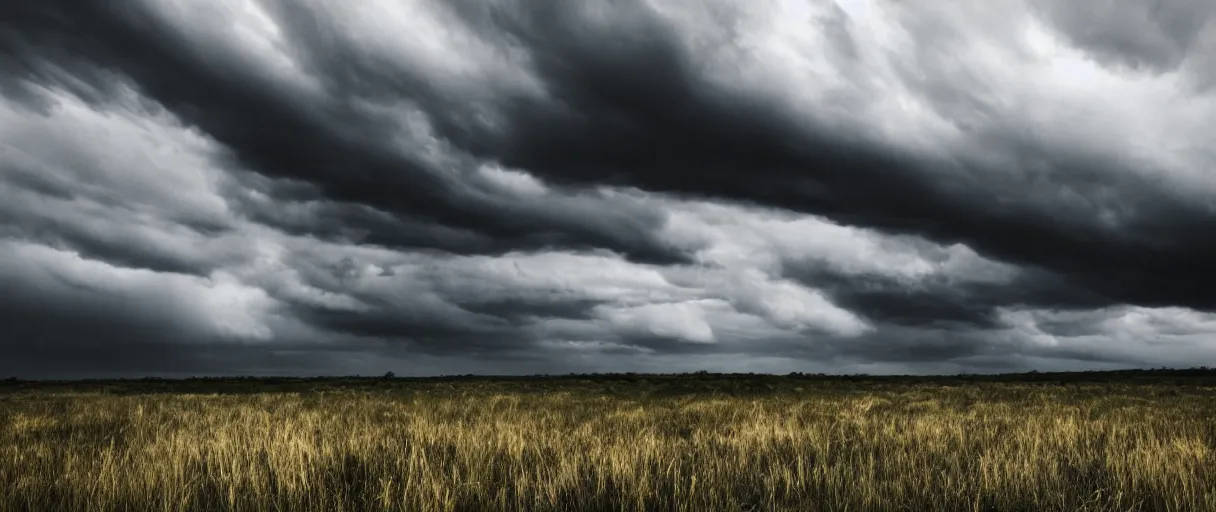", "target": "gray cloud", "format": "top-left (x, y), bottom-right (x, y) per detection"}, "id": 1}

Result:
top-left (1029, 0), bottom-right (1214, 74)
top-left (0, 0), bottom-right (688, 264)
top-left (1, 0), bottom-right (1214, 377)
